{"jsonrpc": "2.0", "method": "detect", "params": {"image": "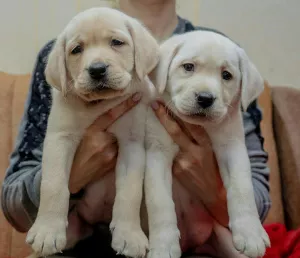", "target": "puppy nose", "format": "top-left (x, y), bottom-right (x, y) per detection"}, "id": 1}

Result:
top-left (197, 92), bottom-right (215, 109)
top-left (88, 62), bottom-right (108, 80)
